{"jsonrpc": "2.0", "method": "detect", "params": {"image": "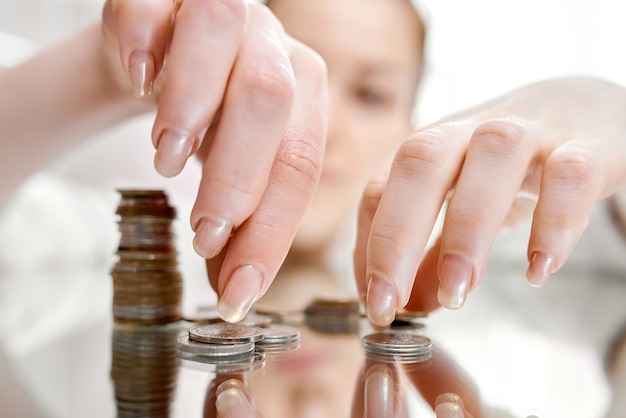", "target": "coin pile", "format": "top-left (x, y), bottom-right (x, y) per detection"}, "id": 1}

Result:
top-left (362, 332), bottom-right (432, 363)
top-left (177, 323), bottom-right (301, 368)
top-left (110, 324), bottom-right (180, 418)
top-left (304, 298), bottom-right (361, 334)
top-left (111, 190), bottom-right (182, 325)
